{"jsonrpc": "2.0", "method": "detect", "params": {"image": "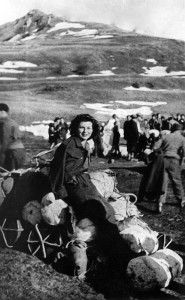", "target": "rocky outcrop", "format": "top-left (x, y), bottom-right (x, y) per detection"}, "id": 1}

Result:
top-left (0, 10), bottom-right (52, 42)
